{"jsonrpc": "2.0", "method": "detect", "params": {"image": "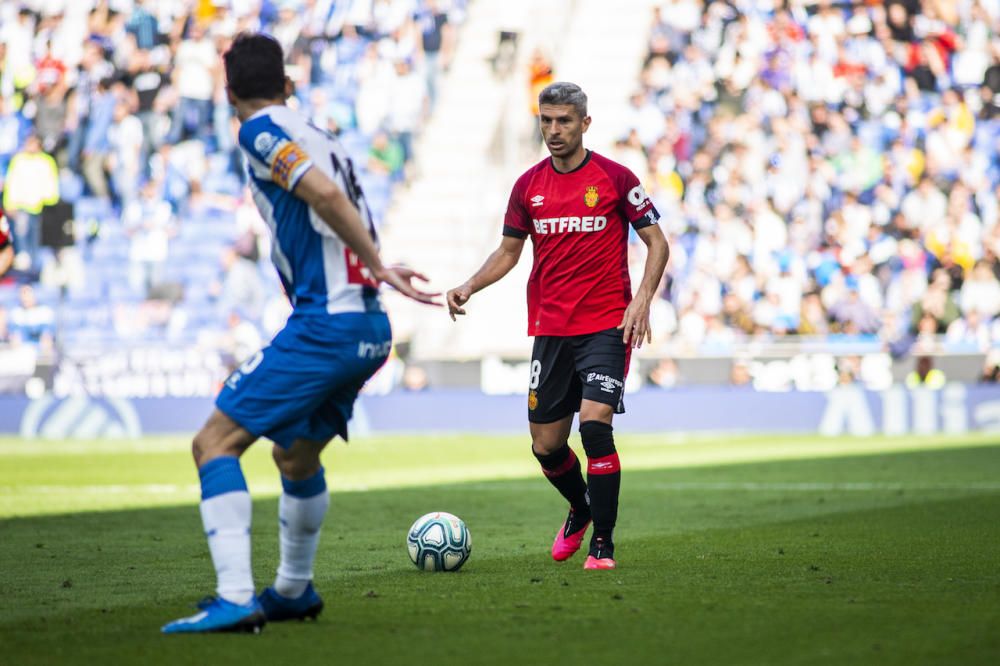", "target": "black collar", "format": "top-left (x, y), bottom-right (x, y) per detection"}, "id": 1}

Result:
top-left (550, 149), bottom-right (592, 175)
